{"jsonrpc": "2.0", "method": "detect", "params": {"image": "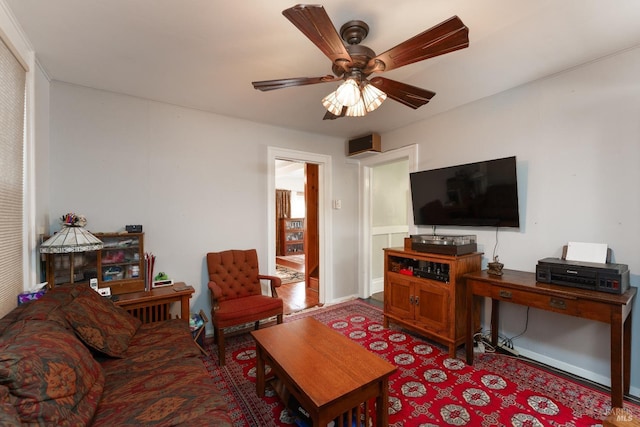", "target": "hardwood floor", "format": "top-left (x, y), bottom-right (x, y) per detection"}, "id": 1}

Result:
top-left (275, 254), bottom-right (305, 270)
top-left (276, 256), bottom-right (318, 314)
top-left (278, 281), bottom-right (382, 315)
top-left (278, 279), bottom-right (319, 314)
